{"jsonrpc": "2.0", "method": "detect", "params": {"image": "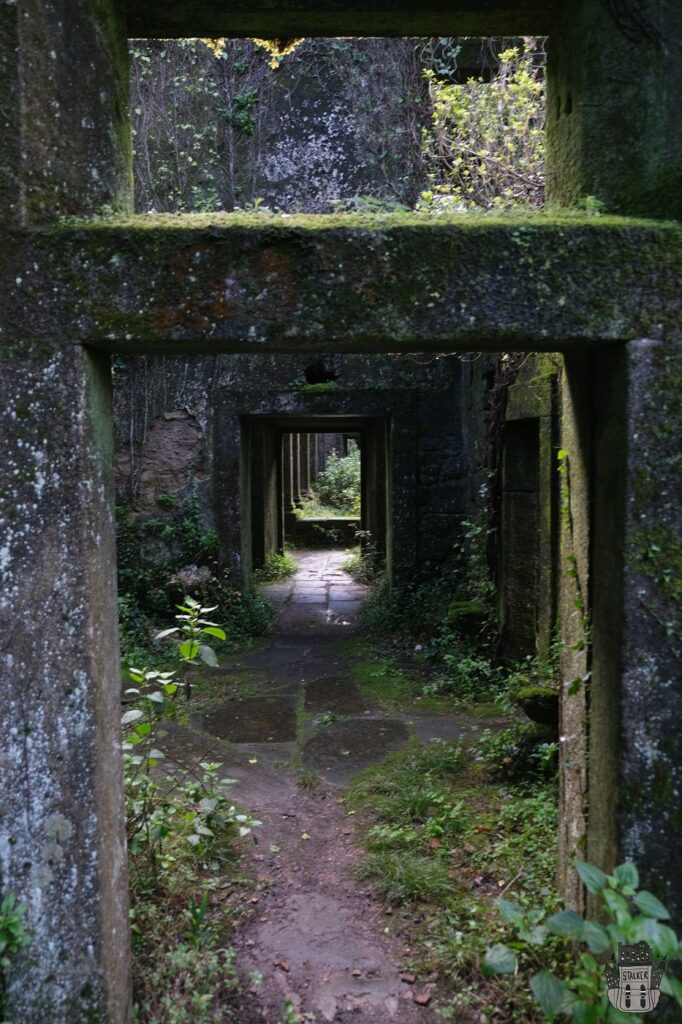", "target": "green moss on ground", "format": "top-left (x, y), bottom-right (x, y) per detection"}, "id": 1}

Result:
top-left (340, 638), bottom-right (449, 712)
